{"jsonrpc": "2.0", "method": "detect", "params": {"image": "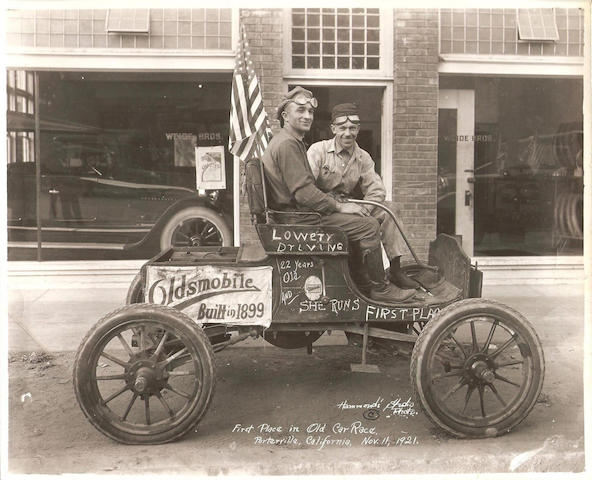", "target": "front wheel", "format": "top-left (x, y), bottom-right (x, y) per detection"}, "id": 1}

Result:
top-left (410, 299), bottom-right (544, 438)
top-left (73, 304), bottom-right (216, 444)
top-left (160, 206), bottom-right (232, 251)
